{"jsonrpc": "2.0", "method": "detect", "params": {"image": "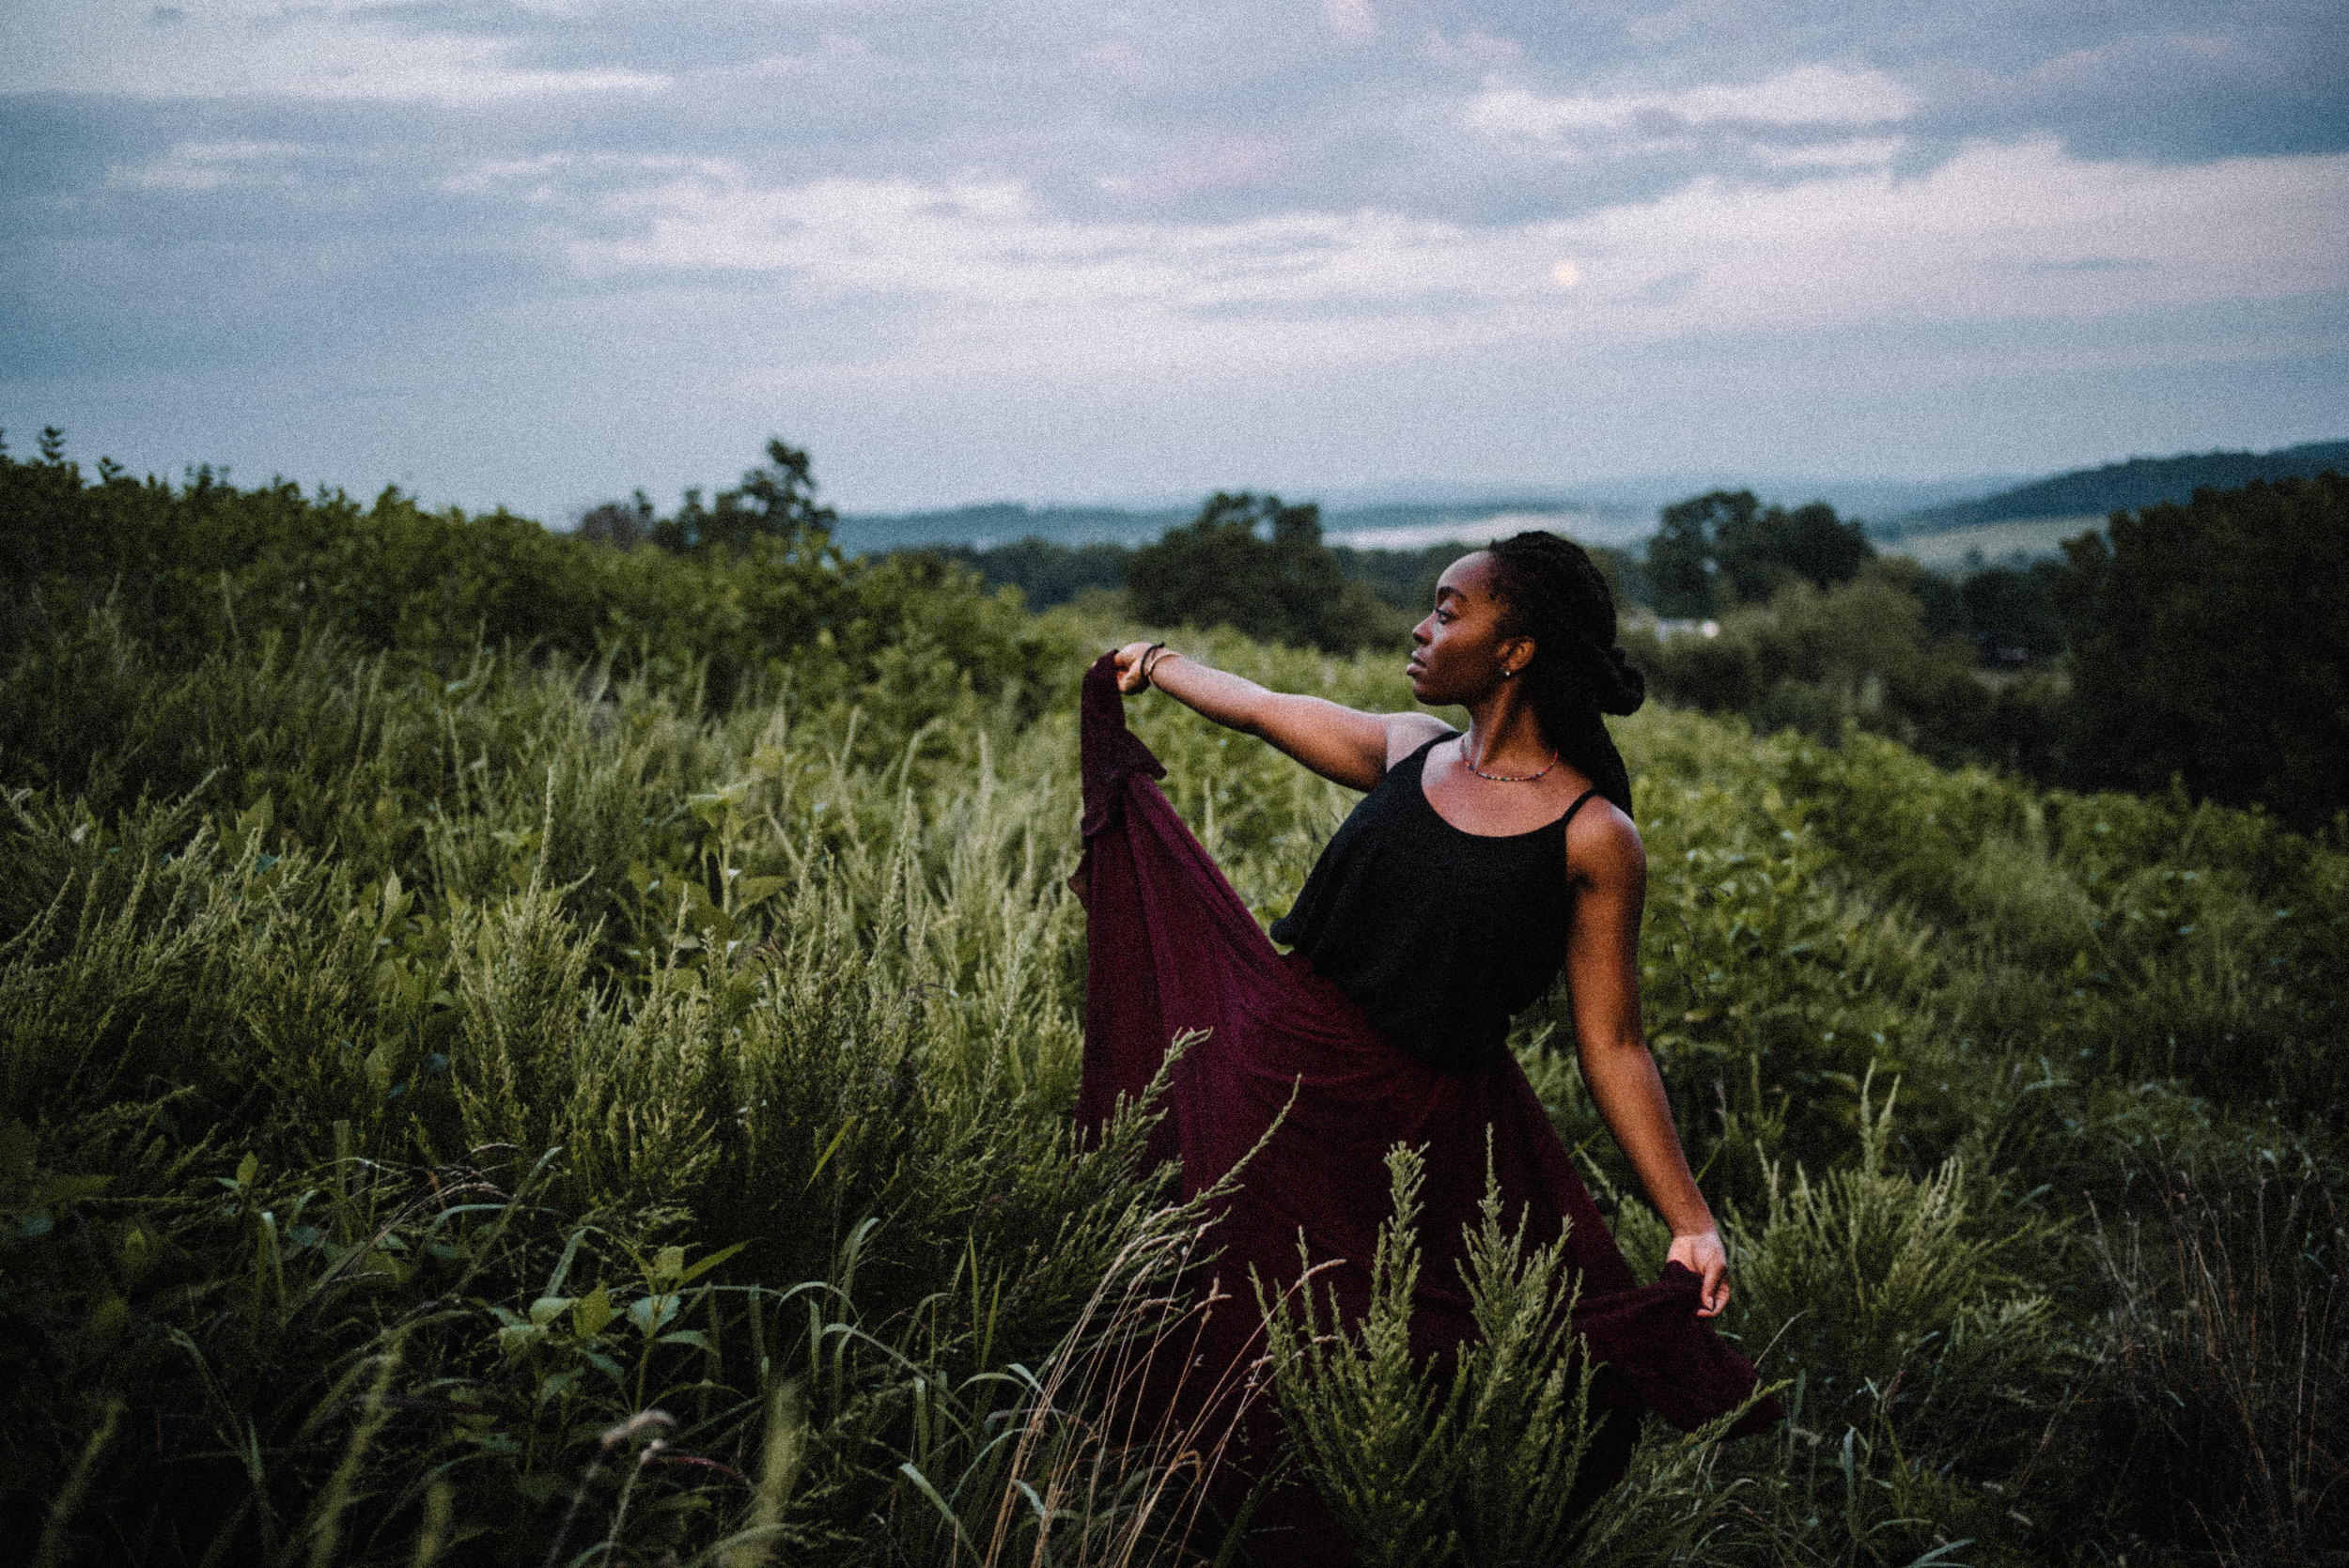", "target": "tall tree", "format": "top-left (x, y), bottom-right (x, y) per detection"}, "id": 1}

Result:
top-left (1648, 489), bottom-right (1750, 617)
top-left (1957, 561), bottom-right (2067, 666)
top-left (647, 438), bottom-right (838, 559)
top-left (1646, 489), bottom-right (1874, 615)
top-left (2058, 474), bottom-right (2349, 830)
top-left (1716, 500), bottom-right (1875, 604)
top-left (1127, 492), bottom-right (1392, 651)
